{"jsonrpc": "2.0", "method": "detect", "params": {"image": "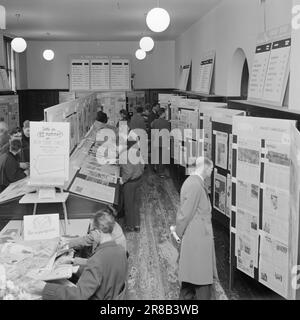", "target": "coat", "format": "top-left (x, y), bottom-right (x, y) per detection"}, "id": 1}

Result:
top-left (43, 241), bottom-right (128, 300)
top-left (129, 113), bottom-right (147, 131)
top-left (0, 152), bottom-right (26, 192)
top-left (176, 174), bottom-right (214, 285)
